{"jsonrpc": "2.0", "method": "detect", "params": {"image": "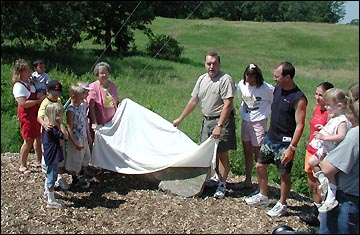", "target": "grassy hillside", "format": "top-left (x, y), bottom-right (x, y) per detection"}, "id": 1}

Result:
top-left (1, 17), bottom-right (358, 197)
